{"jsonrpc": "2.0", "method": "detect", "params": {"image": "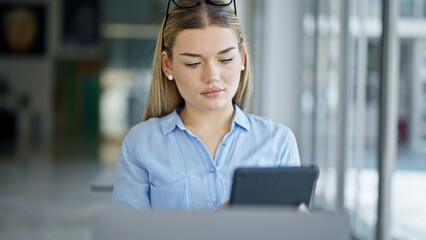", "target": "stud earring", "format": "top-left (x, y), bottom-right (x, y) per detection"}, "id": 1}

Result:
top-left (167, 75), bottom-right (174, 81)
top-left (241, 65), bottom-right (245, 71)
